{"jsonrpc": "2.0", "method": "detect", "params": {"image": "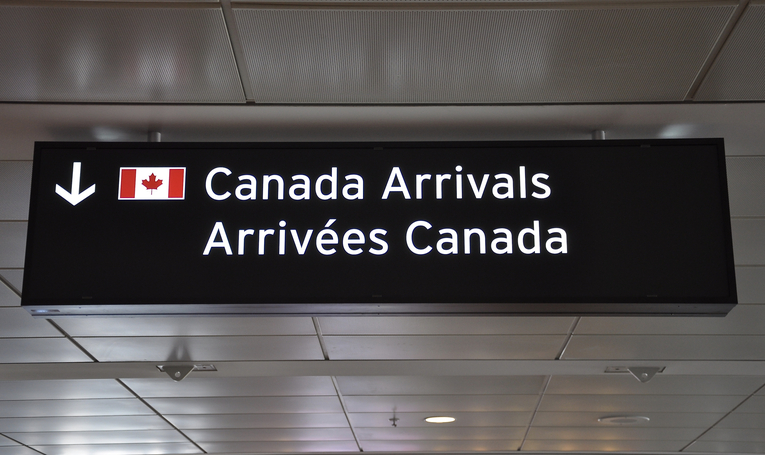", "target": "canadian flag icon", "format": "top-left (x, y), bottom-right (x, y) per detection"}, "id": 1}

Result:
top-left (119, 167), bottom-right (186, 200)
